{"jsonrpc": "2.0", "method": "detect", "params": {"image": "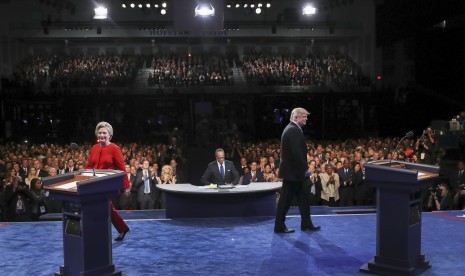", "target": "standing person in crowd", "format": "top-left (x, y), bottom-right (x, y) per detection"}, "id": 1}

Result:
top-left (353, 162), bottom-right (368, 205)
top-left (242, 161), bottom-right (264, 185)
top-left (119, 164), bottom-right (134, 210)
top-left (453, 161), bottom-right (465, 210)
top-left (337, 159), bottom-right (355, 206)
top-left (308, 164), bottom-right (322, 206)
top-left (200, 148), bottom-right (239, 186)
top-left (134, 160), bottom-right (157, 210)
top-left (29, 178), bottom-right (47, 220)
top-left (4, 175), bottom-right (33, 221)
top-left (415, 127), bottom-right (436, 164)
top-left (320, 164), bottom-right (340, 207)
top-left (85, 121), bottom-right (130, 241)
top-left (274, 107), bottom-right (320, 233)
